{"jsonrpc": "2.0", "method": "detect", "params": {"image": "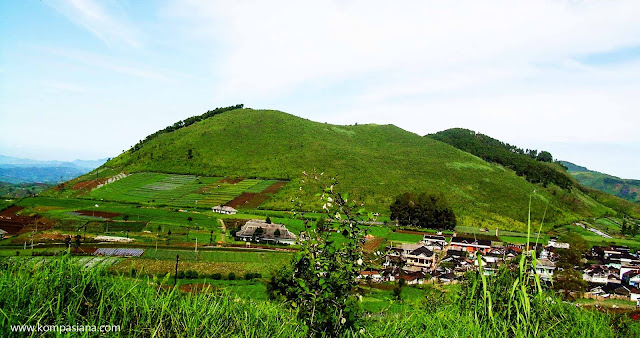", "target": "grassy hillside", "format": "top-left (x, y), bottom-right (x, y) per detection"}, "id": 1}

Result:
top-left (62, 108), bottom-right (631, 230)
top-left (560, 161), bottom-right (640, 204)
